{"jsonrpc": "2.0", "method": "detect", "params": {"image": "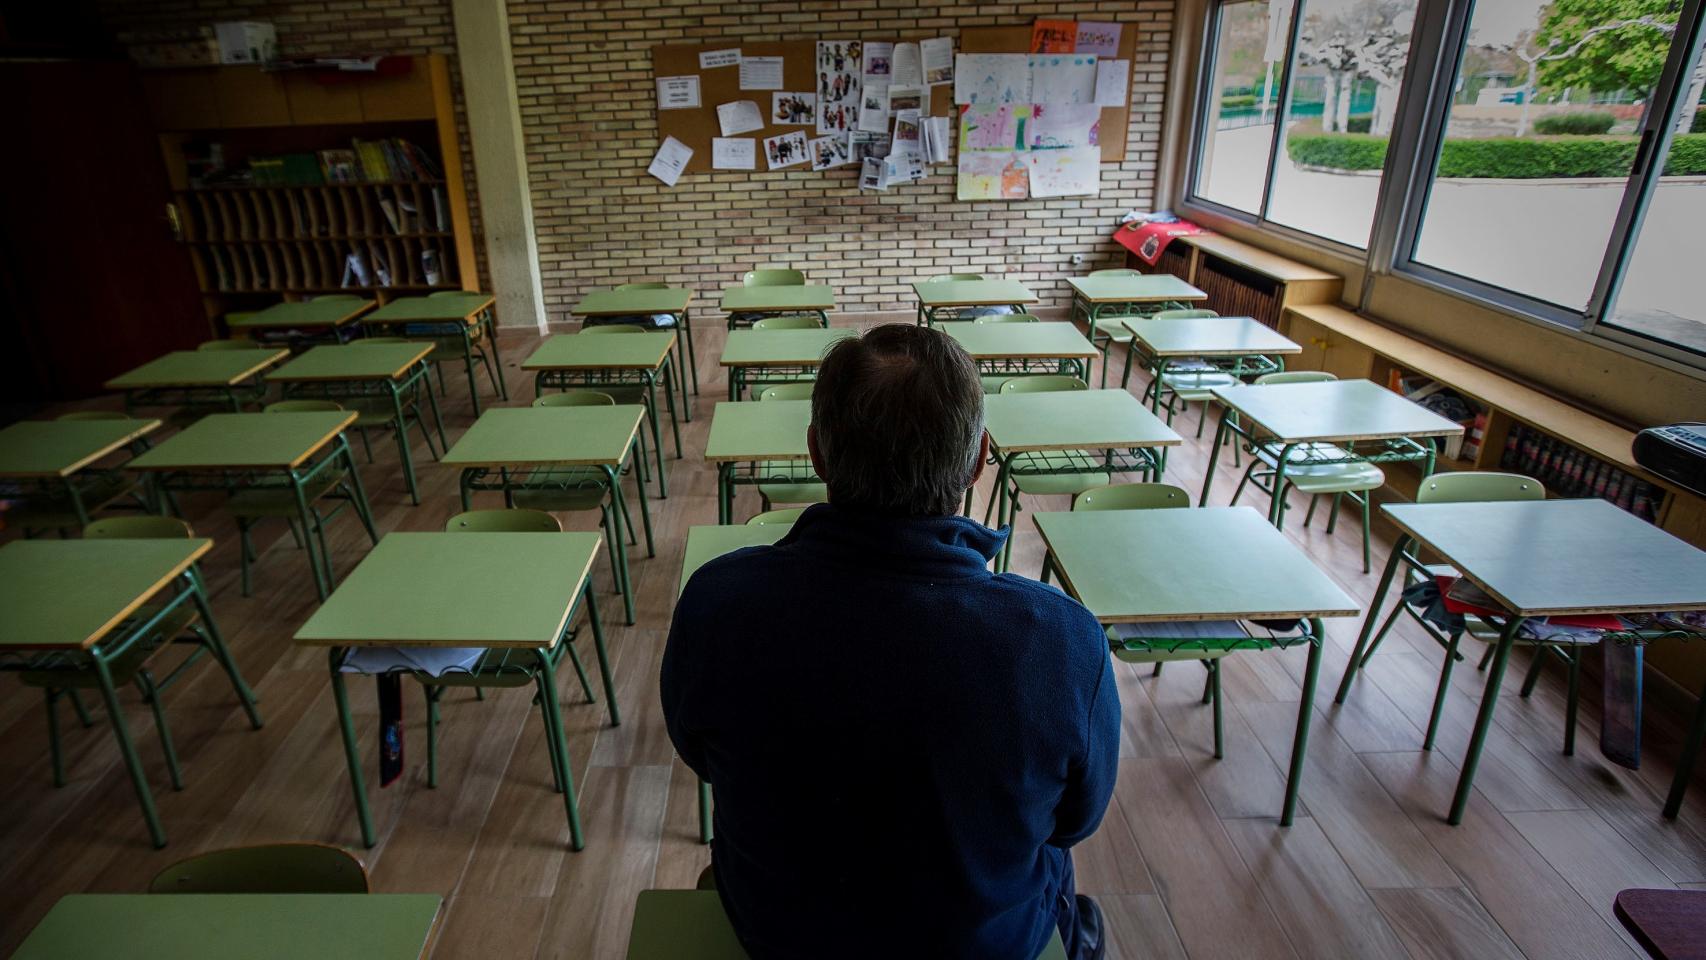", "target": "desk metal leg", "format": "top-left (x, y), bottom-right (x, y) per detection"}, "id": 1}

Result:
top-left (342, 443), bottom-right (379, 544)
top-left (1449, 616), bottom-right (1524, 824)
top-left (717, 463), bottom-right (734, 524)
top-left (1334, 535), bottom-right (1410, 703)
top-left (535, 649), bottom-right (585, 851)
top-left (328, 649), bottom-right (376, 847)
top-left (1665, 679), bottom-right (1706, 818)
top-left (1280, 620), bottom-right (1325, 827)
top-left (93, 646), bottom-right (166, 847)
top-left (602, 465), bottom-right (635, 626)
top-left (290, 471), bottom-right (330, 602)
top-left (390, 385), bottom-right (422, 506)
top-left (699, 780), bottom-right (713, 843)
top-left (1199, 406), bottom-right (1232, 506)
top-left (190, 569), bottom-right (263, 728)
top-left (644, 378), bottom-right (670, 498)
top-left (658, 367), bottom-right (683, 458)
top-left (583, 584), bottom-right (619, 727)
top-left (678, 310), bottom-right (699, 397)
top-left (421, 364), bottom-right (448, 453)
top-left (485, 312), bottom-right (509, 401)
top-left (994, 455), bottom-right (1013, 573)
